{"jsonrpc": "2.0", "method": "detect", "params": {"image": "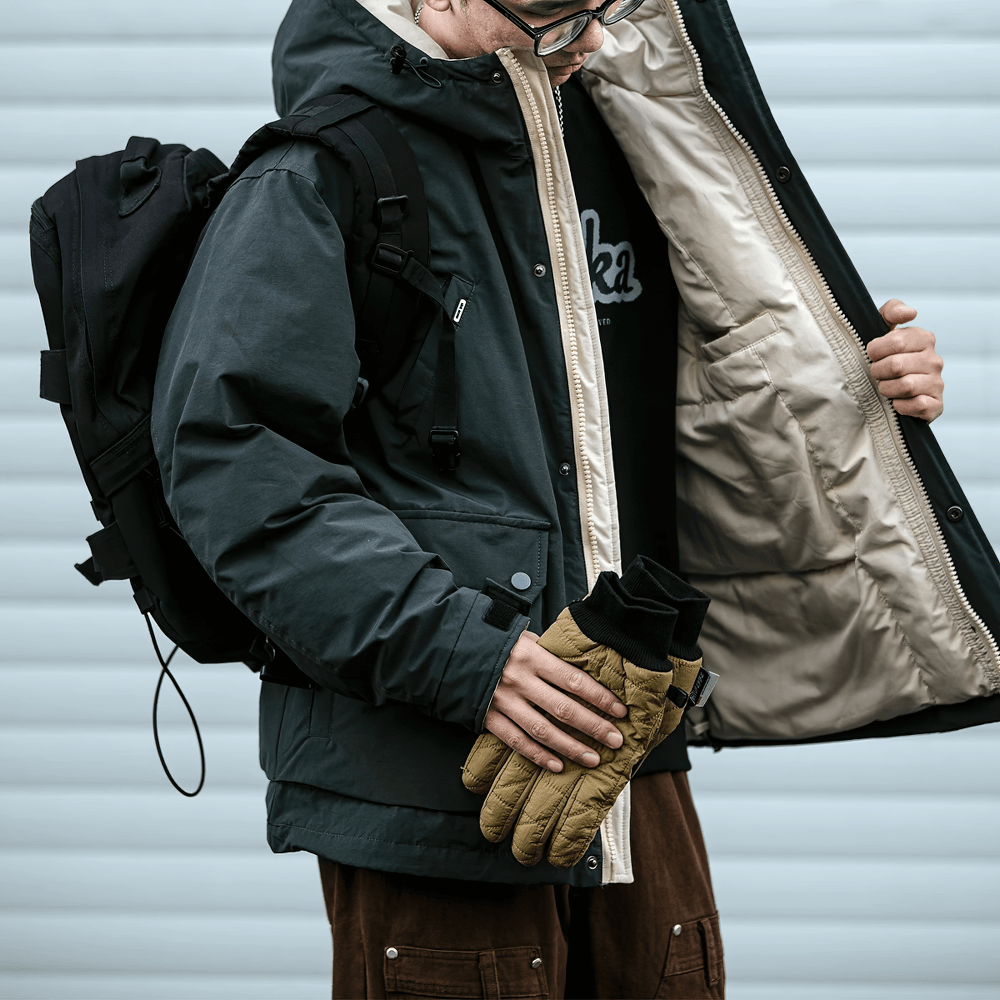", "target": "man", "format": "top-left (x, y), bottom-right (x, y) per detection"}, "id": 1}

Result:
top-left (153, 0), bottom-right (995, 996)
